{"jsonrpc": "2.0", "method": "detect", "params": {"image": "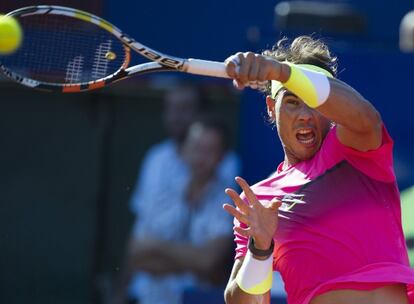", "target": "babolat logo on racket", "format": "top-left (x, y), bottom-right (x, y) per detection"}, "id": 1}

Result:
top-left (1, 5), bottom-right (230, 92)
top-left (136, 47), bottom-right (182, 69)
